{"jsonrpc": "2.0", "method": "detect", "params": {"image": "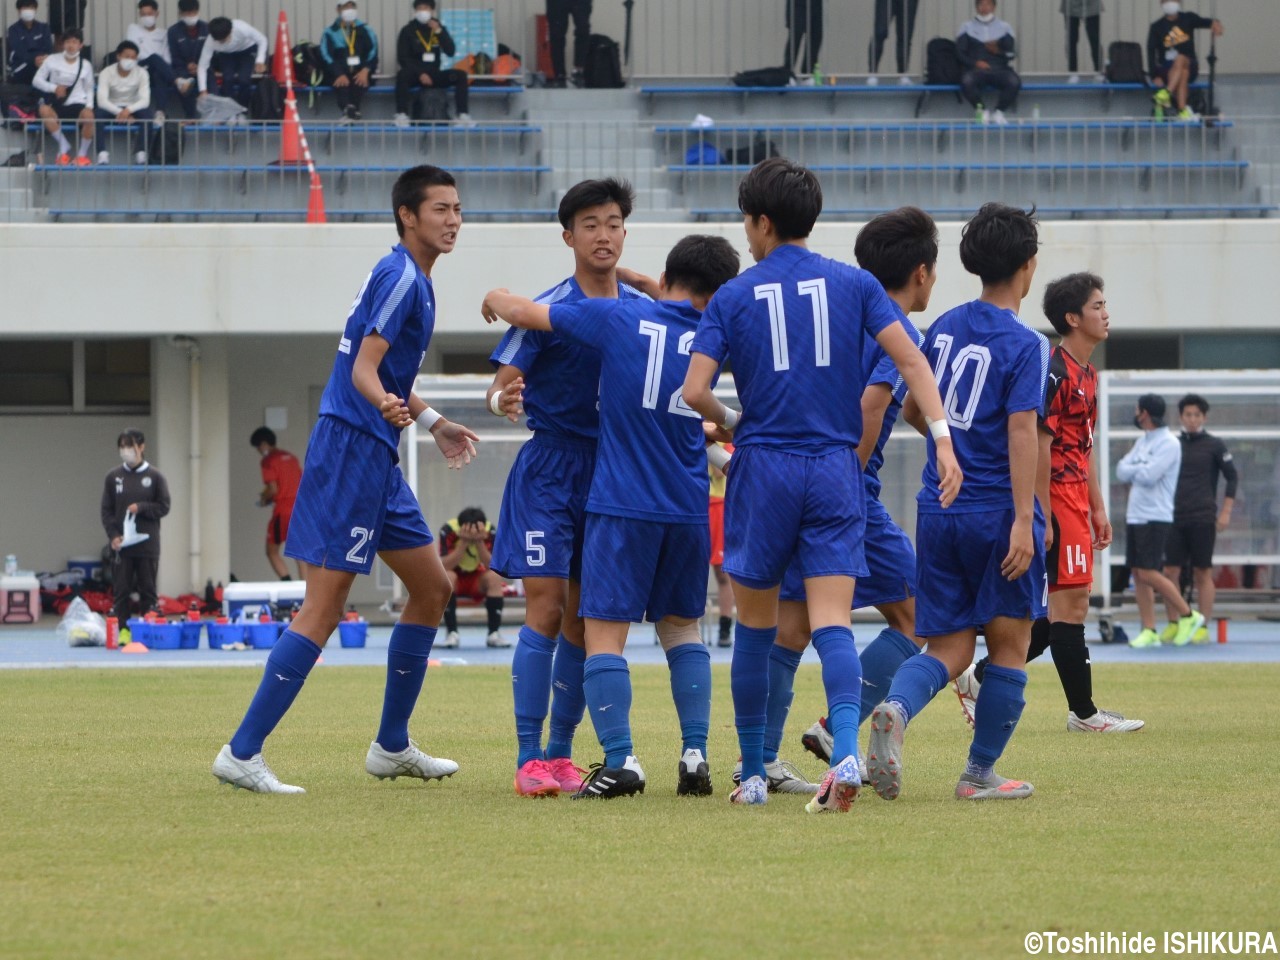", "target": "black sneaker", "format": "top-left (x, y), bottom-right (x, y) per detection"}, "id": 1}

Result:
top-left (677, 749), bottom-right (712, 796)
top-left (571, 756), bottom-right (646, 799)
